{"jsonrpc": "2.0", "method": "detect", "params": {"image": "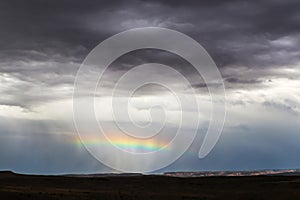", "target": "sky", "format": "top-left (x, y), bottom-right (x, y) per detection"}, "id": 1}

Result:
top-left (0, 0), bottom-right (300, 174)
